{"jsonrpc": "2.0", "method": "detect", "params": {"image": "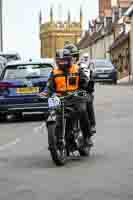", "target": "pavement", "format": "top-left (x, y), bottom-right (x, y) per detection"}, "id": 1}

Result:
top-left (0, 84), bottom-right (132, 200)
top-left (117, 75), bottom-right (133, 85)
